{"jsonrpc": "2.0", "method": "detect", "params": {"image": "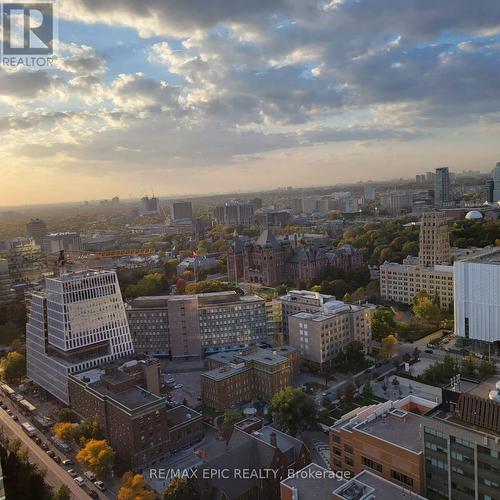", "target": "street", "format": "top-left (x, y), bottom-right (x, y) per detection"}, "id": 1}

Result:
top-left (0, 395), bottom-right (108, 500)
